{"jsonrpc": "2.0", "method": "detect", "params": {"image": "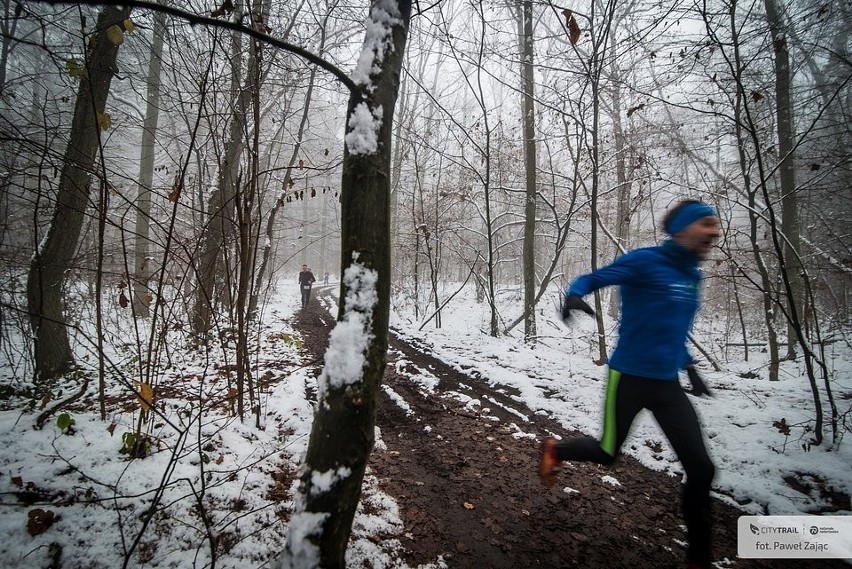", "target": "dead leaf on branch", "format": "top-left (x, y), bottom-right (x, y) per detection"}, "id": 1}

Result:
top-left (167, 181), bottom-right (182, 203)
top-left (562, 9), bottom-right (581, 46)
top-left (106, 24), bottom-right (124, 46)
top-left (134, 381), bottom-right (154, 414)
top-left (773, 418), bottom-right (791, 436)
top-left (626, 103), bottom-right (645, 117)
top-left (211, 0), bottom-right (234, 18)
